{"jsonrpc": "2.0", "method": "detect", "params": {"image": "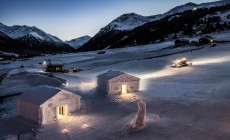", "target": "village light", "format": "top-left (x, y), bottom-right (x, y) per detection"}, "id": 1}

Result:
top-left (133, 96), bottom-right (136, 100)
top-left (192, 7), bottom-right (197, 11)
